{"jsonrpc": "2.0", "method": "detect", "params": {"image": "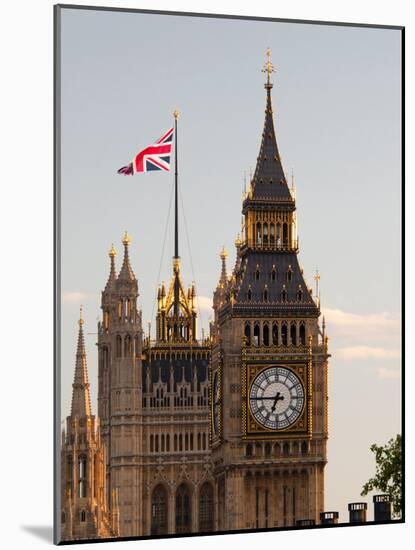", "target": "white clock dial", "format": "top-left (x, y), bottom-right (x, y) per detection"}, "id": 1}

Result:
top-left (249, 366), bottom-right (305, 430)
